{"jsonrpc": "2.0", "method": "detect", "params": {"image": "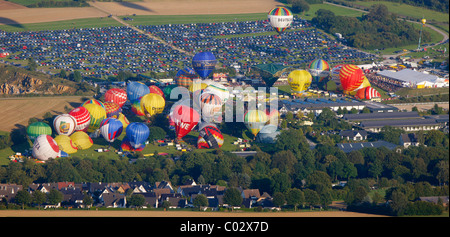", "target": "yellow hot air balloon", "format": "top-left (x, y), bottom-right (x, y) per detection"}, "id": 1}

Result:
top-left (188, 81), bottom-right (209, 93)
top-left (287, 70), bottom-right (312, 96)
top-left (244, 109), bottom-right (268, 137)
top-left (70, 131), bottom-right (93, 150)
top-left (140, 93), bottom-right (165, 118)
top-left (83, 103), bottom-right (107, 133)
top-left (118, 113), bottom-right (129, 130)
top-left (54, 135), bottom-right (78, 154)
top-left (421, 18), bottom-right (426, 25)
